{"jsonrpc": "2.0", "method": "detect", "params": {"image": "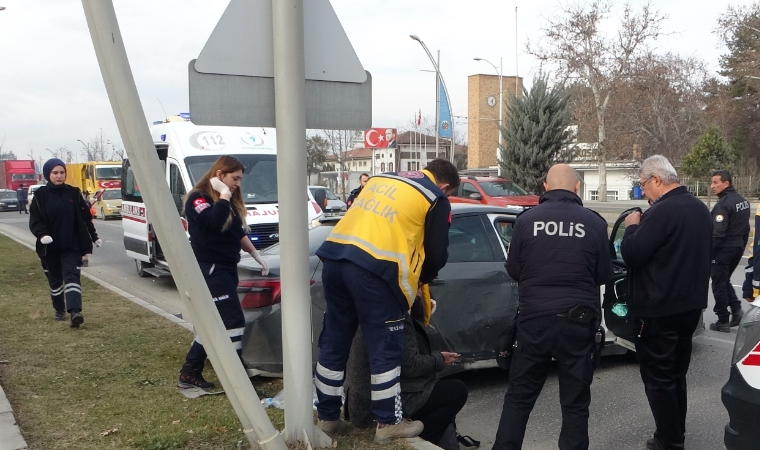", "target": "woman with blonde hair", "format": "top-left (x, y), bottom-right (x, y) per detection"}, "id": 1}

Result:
top-left (177, 155), bottom-right (269, 390)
